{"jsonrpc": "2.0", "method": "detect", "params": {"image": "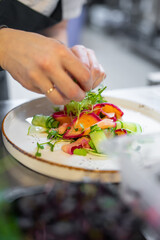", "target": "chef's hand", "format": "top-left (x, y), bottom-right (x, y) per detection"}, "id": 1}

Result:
top-left (0, 29), bottom-right (105, 105)
top-left (71, 45), bottom-right (106, 89)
